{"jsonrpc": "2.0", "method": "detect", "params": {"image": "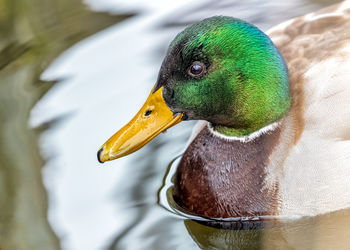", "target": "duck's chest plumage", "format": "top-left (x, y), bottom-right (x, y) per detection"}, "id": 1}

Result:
top-left (173, 125), bottom-right (282, 218)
